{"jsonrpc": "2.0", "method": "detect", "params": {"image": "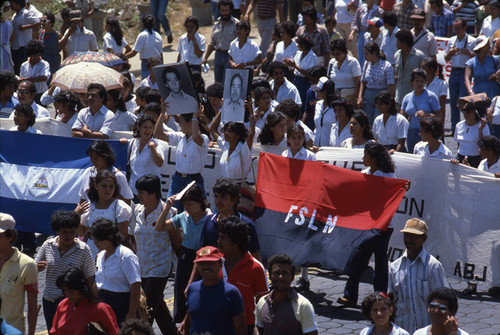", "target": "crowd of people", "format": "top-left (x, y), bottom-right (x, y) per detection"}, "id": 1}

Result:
top-left (1, 0), bottom-right (500, 333)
